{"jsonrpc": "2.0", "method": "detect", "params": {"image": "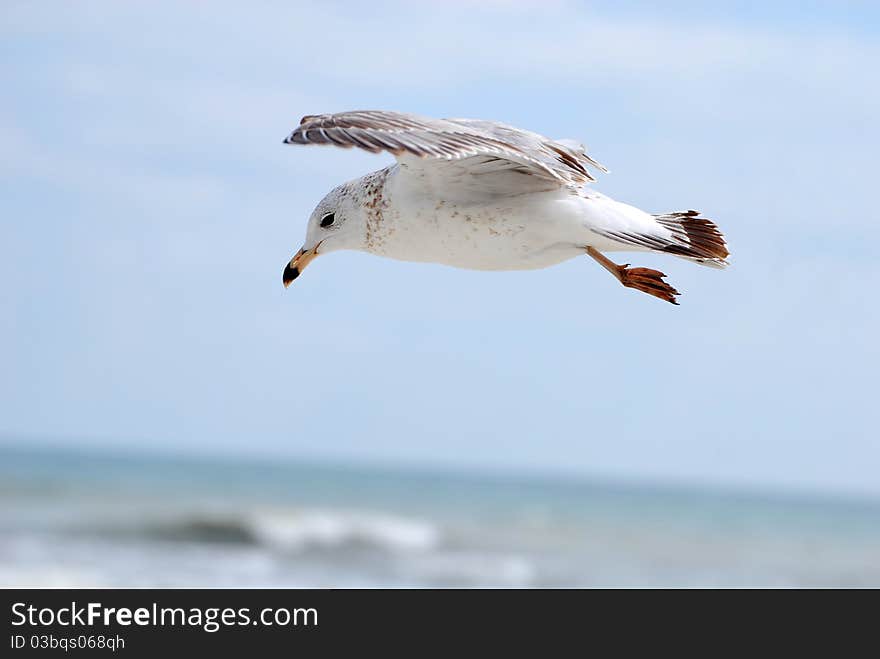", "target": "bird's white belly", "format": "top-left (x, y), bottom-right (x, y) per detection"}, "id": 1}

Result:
top-left (366, 193), bottom-right (588, 271)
